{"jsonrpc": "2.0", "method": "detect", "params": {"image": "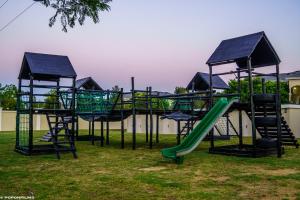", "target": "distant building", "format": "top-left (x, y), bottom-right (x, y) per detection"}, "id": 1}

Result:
top-left (262, 70), bottom-right (300, 104)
